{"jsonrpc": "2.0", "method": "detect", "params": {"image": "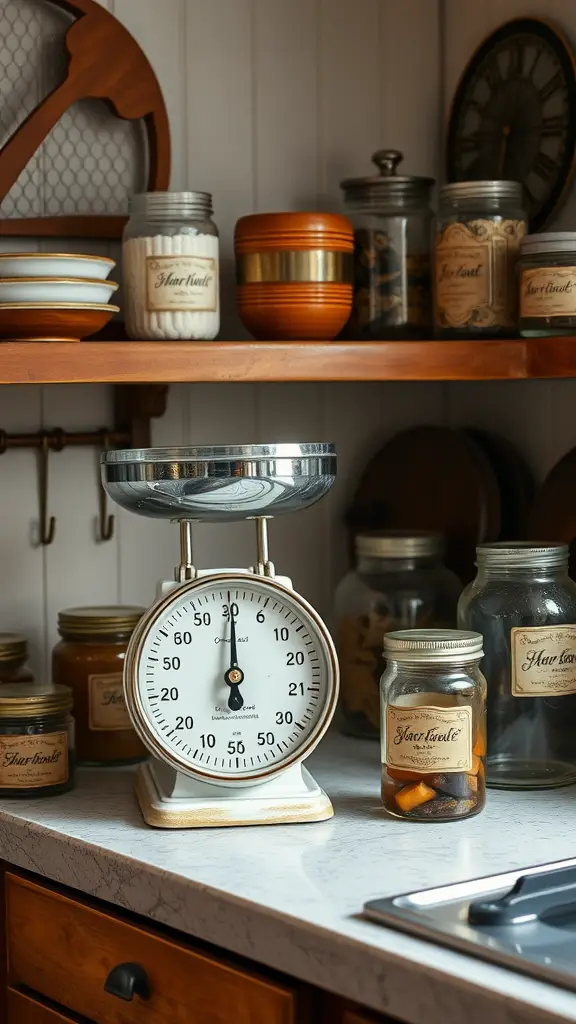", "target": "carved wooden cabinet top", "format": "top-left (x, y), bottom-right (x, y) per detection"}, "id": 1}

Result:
top-left (0, 0), bottom-right (171, 238)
